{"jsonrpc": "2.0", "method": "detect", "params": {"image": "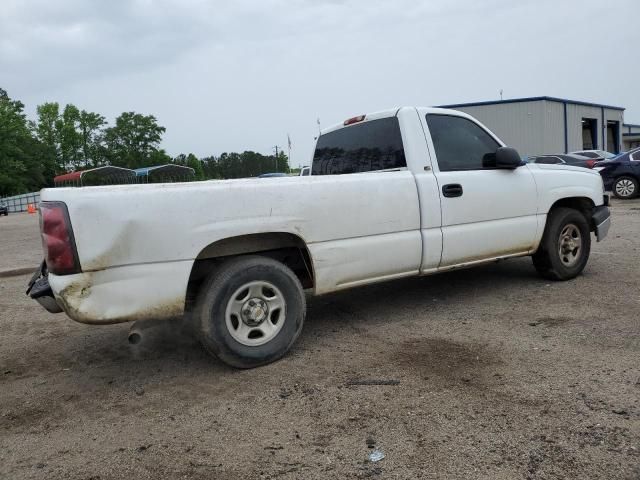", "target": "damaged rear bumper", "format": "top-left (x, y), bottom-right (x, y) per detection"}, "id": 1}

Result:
top-left (26, 262), bottom-right (63, 314)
